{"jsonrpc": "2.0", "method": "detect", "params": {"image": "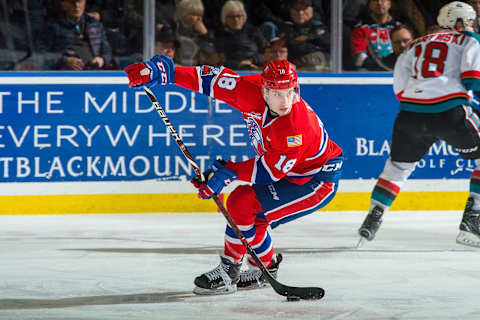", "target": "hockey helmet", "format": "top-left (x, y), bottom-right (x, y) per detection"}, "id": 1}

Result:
top-left (437, 1), bottom-right (476, 29)
top-left (261, 60), bottom-right (298, 90)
